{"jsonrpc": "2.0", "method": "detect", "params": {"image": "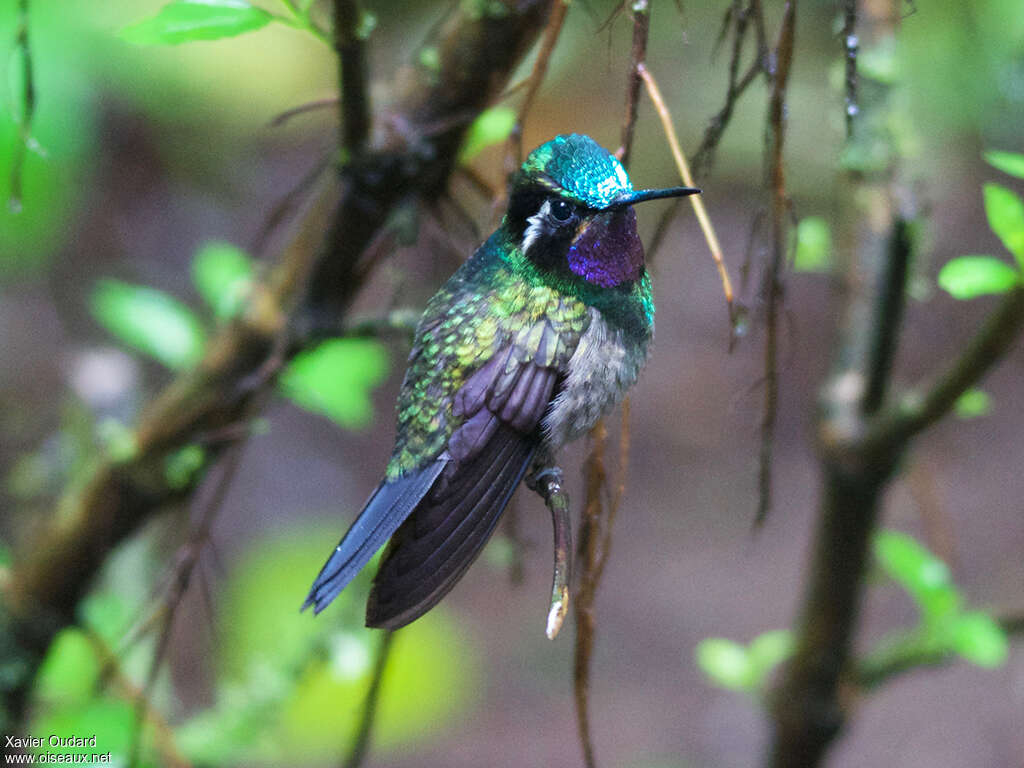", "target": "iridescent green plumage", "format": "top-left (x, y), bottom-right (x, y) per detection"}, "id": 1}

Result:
top-left (304, 134), bottom-right (698, 631)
